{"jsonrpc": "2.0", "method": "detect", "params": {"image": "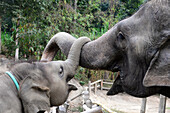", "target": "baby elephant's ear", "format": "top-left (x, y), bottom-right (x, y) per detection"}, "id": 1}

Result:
top-left (143, 40), bottom-right (170, 87)
top-left (19, 76), bottom-right (51, 113)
